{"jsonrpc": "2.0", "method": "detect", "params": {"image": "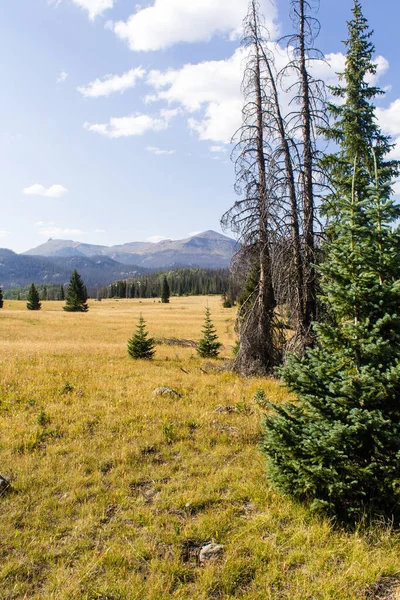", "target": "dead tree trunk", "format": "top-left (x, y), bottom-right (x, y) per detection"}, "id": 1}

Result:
top-left (298, 0), bottom-right (316, 333)
top-left (222, 0), bottom-right (282, 375)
